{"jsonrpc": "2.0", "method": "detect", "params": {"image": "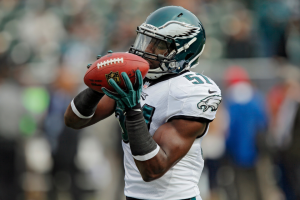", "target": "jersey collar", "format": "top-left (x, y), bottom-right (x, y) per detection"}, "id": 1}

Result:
top-left (143, 70), bottom-right (190, 87)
